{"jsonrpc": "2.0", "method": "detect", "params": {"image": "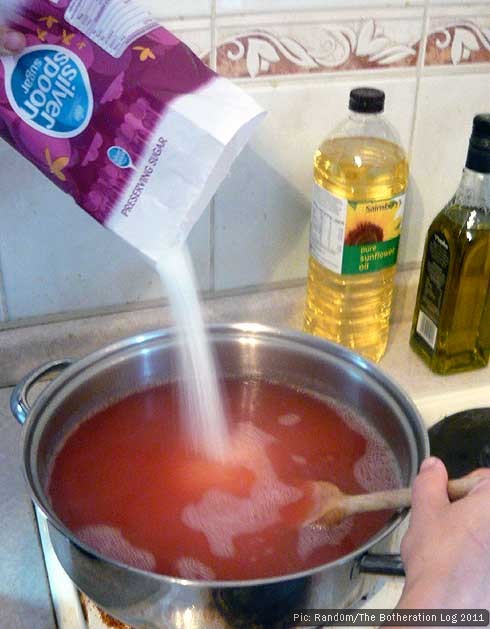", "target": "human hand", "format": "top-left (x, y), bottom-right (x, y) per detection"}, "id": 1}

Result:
top-left (0, 26), bottom-right (25, 54)
top-left (397, 457), bottom-right (490, 610)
